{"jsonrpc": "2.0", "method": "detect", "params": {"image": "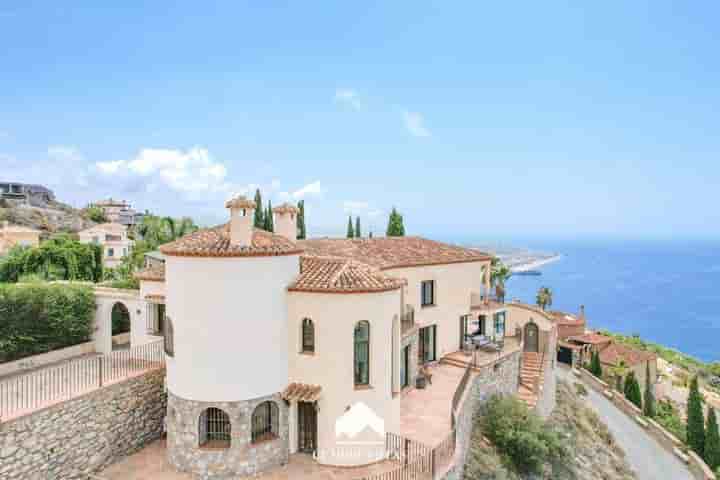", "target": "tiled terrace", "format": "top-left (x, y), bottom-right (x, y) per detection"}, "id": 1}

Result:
top-left (400, 362), bottom-right (469, 448)
top-left (97, 440), bottom-right (401, 480)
